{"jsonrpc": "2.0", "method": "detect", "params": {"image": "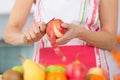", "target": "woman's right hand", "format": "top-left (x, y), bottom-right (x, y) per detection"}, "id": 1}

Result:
top-left (23, 22), bottom-right (47, 44)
